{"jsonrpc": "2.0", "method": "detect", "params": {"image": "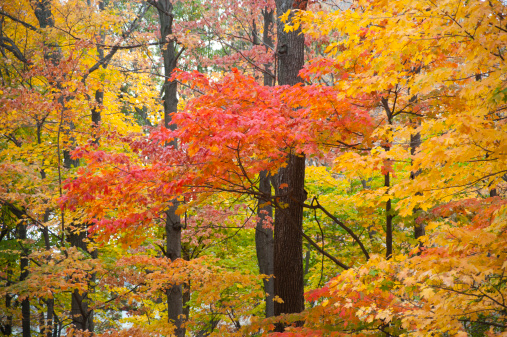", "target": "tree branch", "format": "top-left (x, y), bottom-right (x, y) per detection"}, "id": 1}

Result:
top-left (0, 10), bottom-right (40, 33)
top-left (83, 2), bottom-right (150, 82)
top-left (0, 37), bottom-right (30, 64)
top-left (304, 197), bottom-right (370, 261)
